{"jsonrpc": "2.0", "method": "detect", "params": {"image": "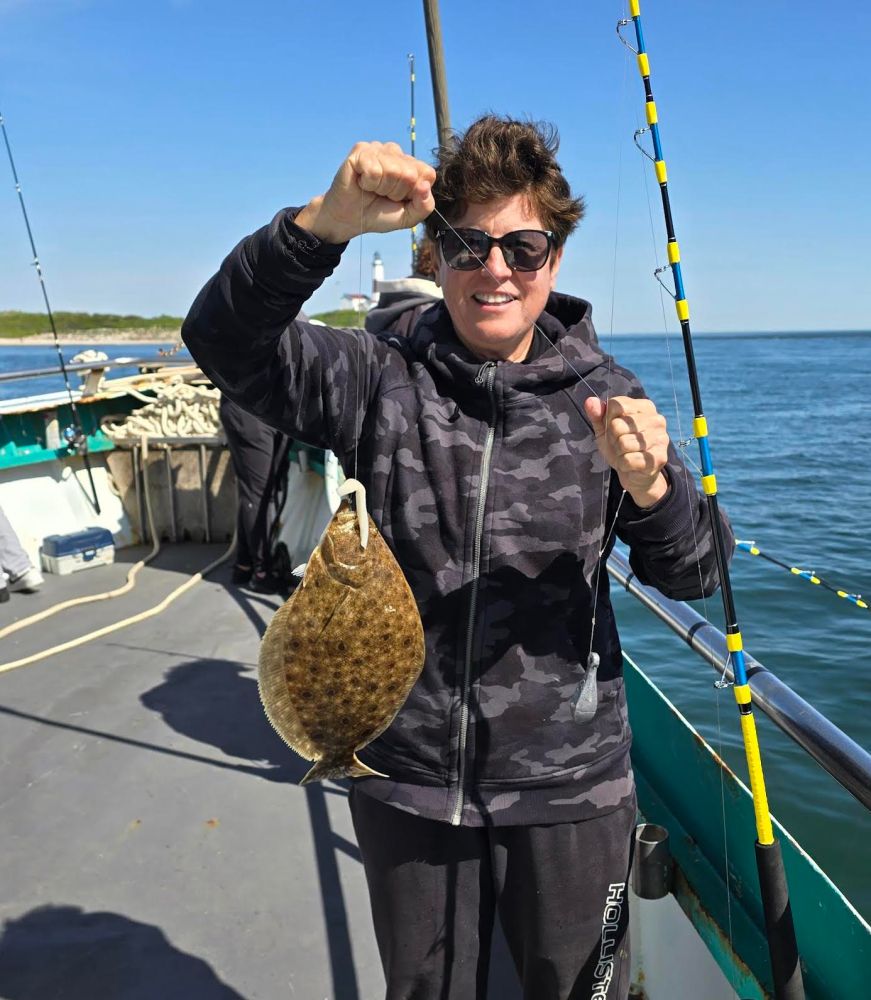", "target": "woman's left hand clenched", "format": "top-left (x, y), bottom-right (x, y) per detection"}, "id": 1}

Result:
top-left (584, 396), bottom-right (670, 509)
